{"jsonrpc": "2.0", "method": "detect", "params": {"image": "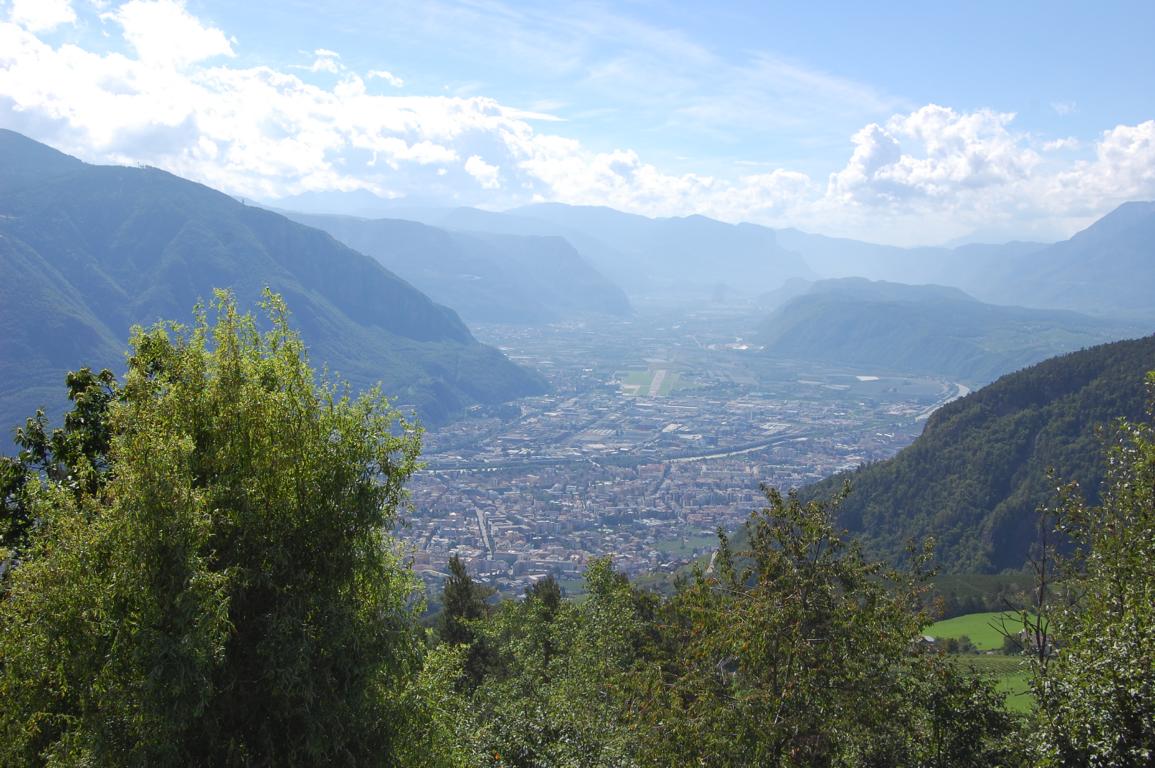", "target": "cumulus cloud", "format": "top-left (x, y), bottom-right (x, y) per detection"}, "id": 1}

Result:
top-left (1091, 120), bottom-right (1155, 189)
top-left (1043, 137), bottom-right (1080, 152)
top-left (827, 123), bottom-right (903, 203)
top-left (1049, 120), bottom-right (1155, 207)
top-left (829, 105), bottom-right (1039, 204)
top-left (464, 155), bottom-right (501, 189)
top-left (105, 0), bottom-right (234, 69)
top-left (368, 69), bottom-right (404, 88)
top-left (1, 4), bottom-right (1153, 246)
top-left (9, 0), bottom-right (76, 31)
top-left (818, 106), bottom-right (1155, 243)
top-left (307, 49), bottom-right (342, 74)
